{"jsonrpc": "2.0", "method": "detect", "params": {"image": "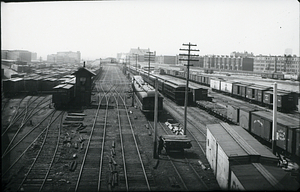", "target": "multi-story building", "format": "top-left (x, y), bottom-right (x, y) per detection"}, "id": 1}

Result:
top-left (1, 50), bottom-right (32, 62)
top-left (47, 51), bottom-right (81, 64)
top-left (253, 55), bottom-right (300, 74)
top-left (128, 47), bottom-right (151, 63)
top-left (201, 55), bottom-right (253, 71)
